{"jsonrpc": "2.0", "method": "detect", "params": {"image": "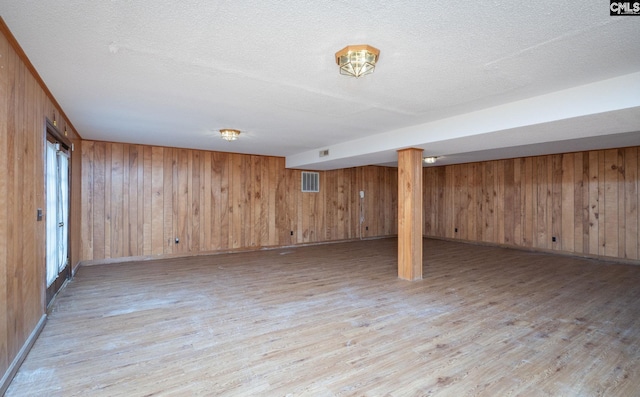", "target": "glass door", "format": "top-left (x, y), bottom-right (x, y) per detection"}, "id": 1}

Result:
top-left (45, 133), bottom-right (70, 306)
